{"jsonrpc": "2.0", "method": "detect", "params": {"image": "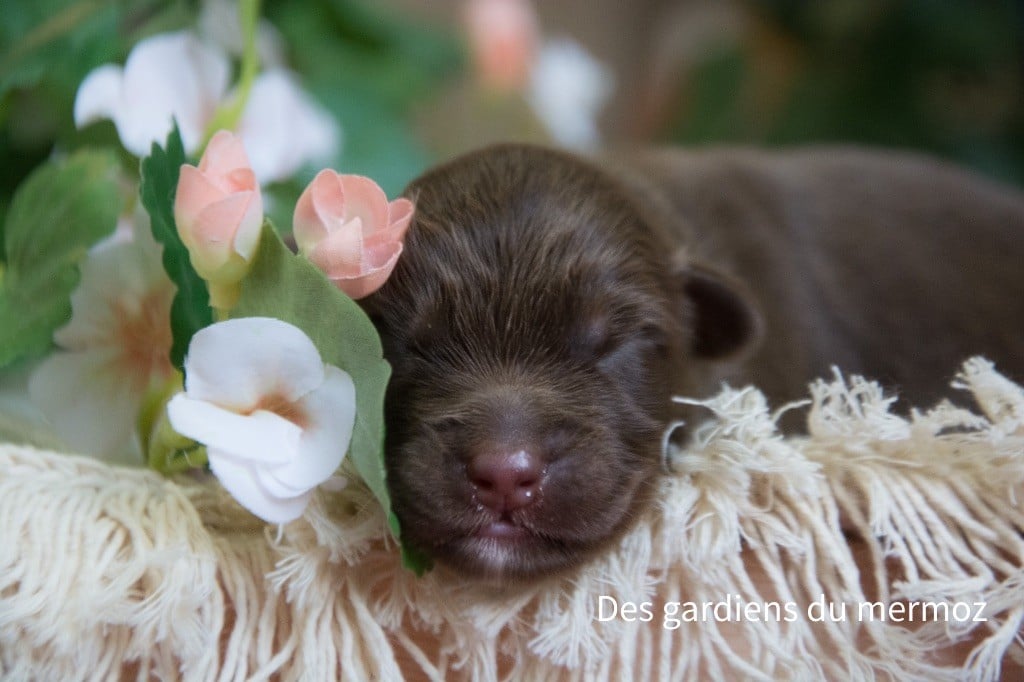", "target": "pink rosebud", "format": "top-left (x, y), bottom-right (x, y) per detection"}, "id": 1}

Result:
top-left (464, 0), bottom-right (539, 93)
top-left (293, 170), bottom-right (414, 300)
top-left (174, 130), bottom-right (263, 309)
